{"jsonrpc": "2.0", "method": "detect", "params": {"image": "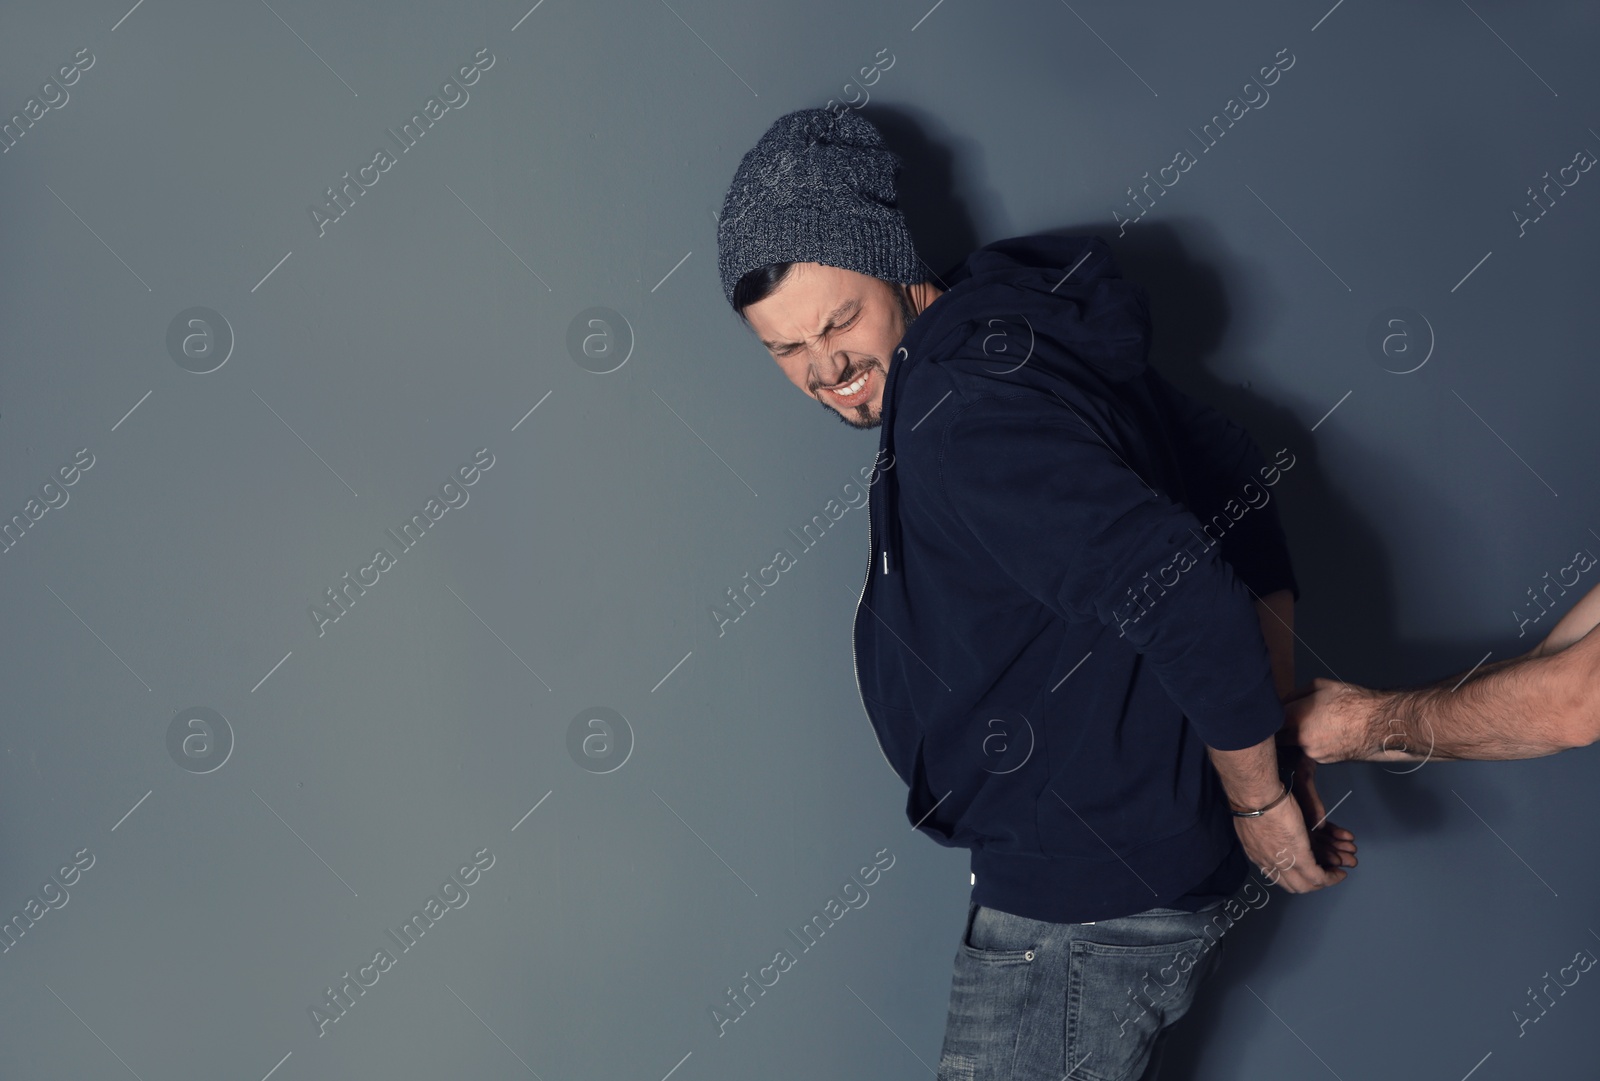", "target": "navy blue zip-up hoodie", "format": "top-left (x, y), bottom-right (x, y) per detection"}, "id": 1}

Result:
top-left (852, 233), bottom-right (1300, 924)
